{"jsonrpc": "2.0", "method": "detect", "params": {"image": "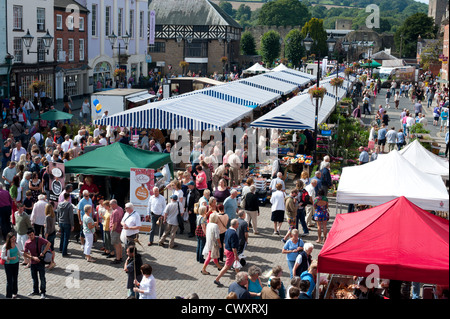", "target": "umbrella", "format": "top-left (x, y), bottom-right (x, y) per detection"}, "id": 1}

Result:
top-left (360, 61), bottom-right (382, 68)
top-left (39, 109), bottom-right (74, 121)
